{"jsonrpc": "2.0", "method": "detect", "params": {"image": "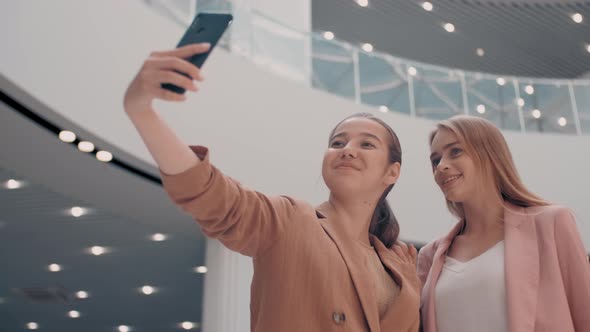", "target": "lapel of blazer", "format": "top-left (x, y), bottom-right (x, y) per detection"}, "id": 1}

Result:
top-left (422, 221), bottom-right (464, 332)
top-left (319, 219), bottom-right (380, 332)
top-left (503, 203), bottom-right (539, 332)
top-left (372, 236), bottom-right (421, 332)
